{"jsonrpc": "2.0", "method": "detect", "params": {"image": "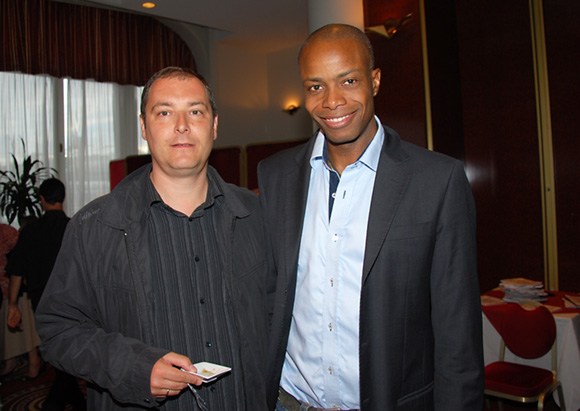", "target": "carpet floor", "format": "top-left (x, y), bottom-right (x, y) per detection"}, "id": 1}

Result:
top-left (0, 355), bottom-right (85, 411)
top-left (2, 355), bottom-right (563, 411)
